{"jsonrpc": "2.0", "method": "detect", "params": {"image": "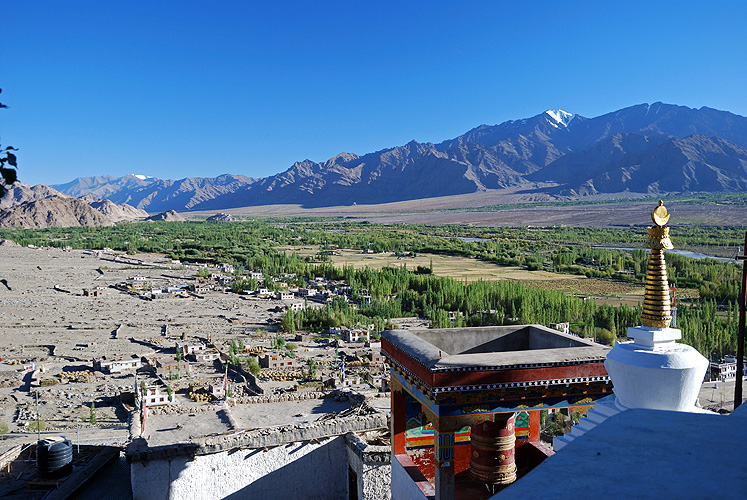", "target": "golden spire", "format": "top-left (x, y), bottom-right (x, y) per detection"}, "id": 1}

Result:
top-left (642, 201), bottom-right (673, 328)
